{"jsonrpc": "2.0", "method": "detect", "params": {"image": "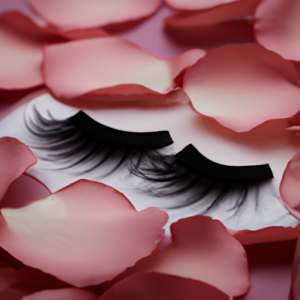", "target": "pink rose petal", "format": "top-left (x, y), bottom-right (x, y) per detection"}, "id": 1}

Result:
top-left (0, 137), bottom-right (37, 201)
top-left (0, 12), bottom-right (47, 90)
top-left (286, 126), bottom-right (300, 132)
top-left (183, 43), bottom-right (300, 132)
top-left (255, 0), bottom-right (300, 62)
top-left (0, 11), bottom-right (109, 90)
top-left (280, 151), bottom-right (300, 220)
top-left (23, 288), bottom-right (97, 300)
top-left (100, 272), bottom-right (229, 300)
top-left (168, 49), bottom-right (206, 82)
top-left (105, 216), bottom-right (250, 298)
top-left (43, 37), bottom-right (205, 105)
top-left (29, 0), bottom-right (163, 31)
top-left (289, 235), bottom-right (300, 300)
top-left (0, 180), bottom-right (168, 287)
top-left (165, 0), bottom-right (260, 28)
top-left (165, 0), bottom-right (240, 10)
